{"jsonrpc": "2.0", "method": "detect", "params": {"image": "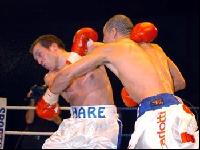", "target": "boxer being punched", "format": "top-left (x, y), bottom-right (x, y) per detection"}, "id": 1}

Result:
top-left (49, 15), bottom-right (199, 149)
top-left (29, 28), bottom-right (122, 149)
